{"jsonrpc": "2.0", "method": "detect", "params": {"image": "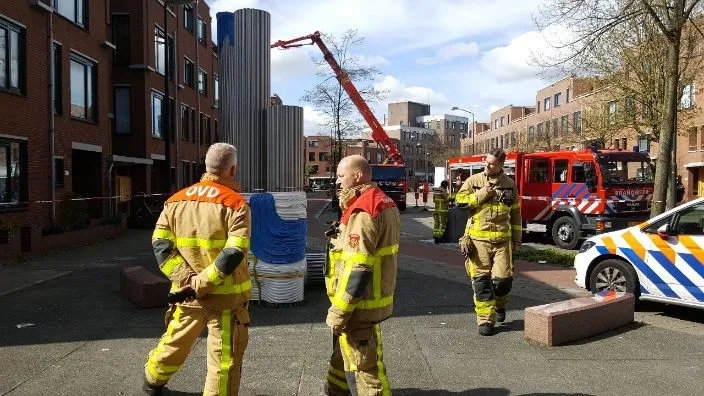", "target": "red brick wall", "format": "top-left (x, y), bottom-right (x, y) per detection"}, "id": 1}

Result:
top-left (111, 0), bottom-right (220, 192)
top-left (0, 2), bottom-right (111, 238)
